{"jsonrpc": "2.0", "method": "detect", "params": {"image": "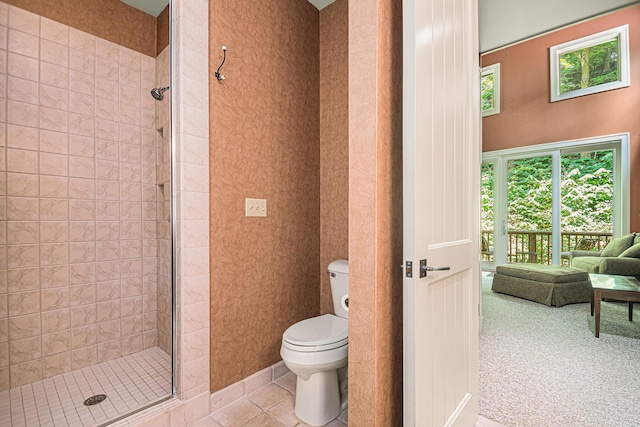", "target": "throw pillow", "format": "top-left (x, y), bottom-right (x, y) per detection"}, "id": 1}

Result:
top-left (601, 234), bottom-right (636, 257)
top-left (619, 243), bottom-right (640, 259)
top-left (574, 238), bottom-right (597, 251)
